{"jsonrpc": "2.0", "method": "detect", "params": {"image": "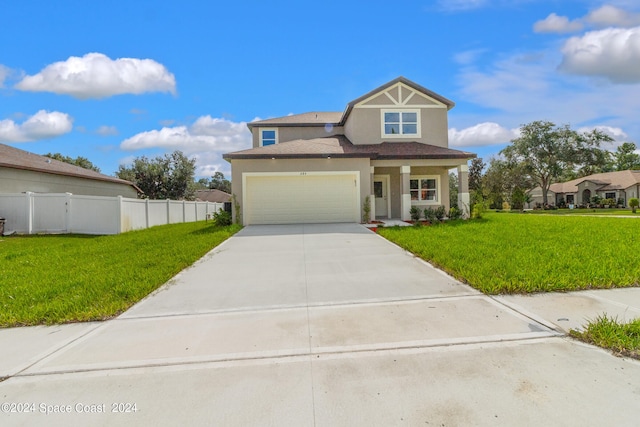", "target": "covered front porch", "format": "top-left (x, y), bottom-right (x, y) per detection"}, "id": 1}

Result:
top-left (368, 160), bottom-right (470, 221)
